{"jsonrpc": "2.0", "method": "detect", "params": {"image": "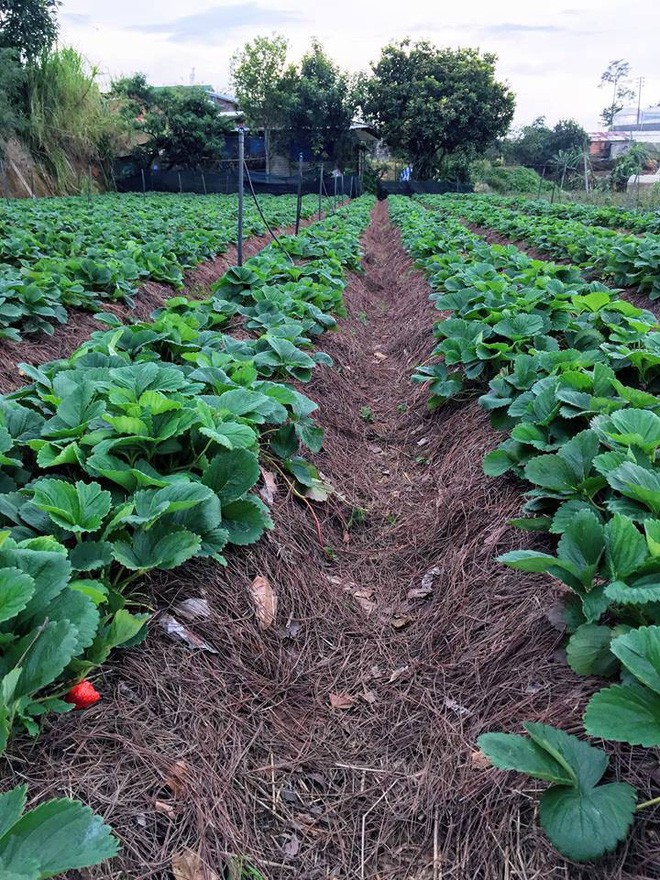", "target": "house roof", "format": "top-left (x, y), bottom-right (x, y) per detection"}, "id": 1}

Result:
top-left (588, 131), bottom-right (631, 142)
